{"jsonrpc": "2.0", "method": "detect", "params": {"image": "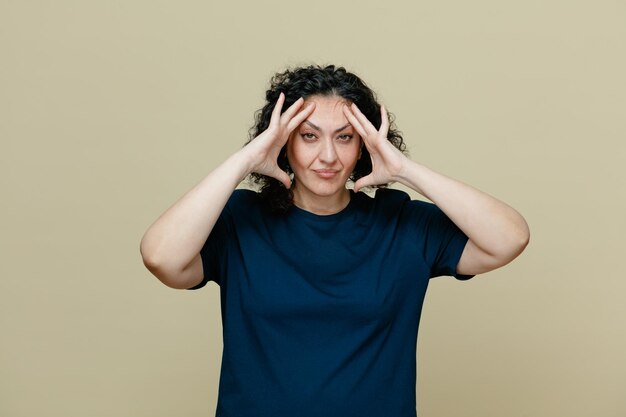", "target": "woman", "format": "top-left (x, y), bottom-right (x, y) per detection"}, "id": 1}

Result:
top-left (140, 64), bottom-right (529, 417)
